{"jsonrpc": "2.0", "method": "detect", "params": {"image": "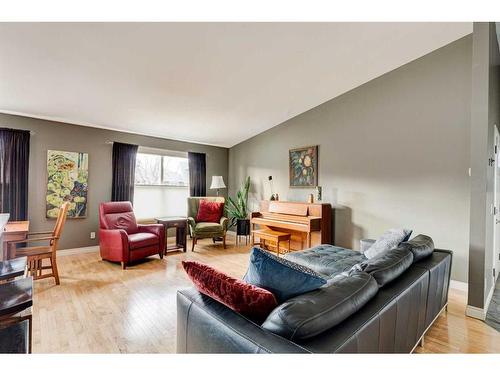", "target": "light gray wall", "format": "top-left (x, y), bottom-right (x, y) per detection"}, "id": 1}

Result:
top-left (0, 113), bottom-right (228, 250)
top-left (468, 22), bottom-right (500, 309)
top-left (229, 35), bottom-right (472, 282)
